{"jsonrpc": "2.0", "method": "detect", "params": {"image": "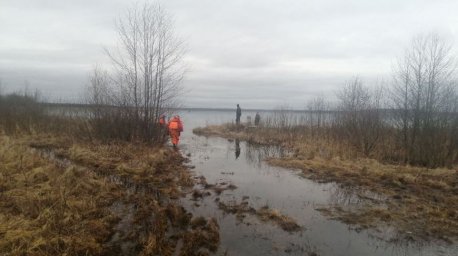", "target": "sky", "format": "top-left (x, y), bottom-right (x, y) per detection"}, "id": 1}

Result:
top-left (1, 0), bottom-right (458, 109)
